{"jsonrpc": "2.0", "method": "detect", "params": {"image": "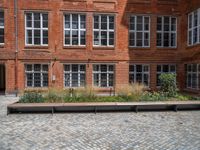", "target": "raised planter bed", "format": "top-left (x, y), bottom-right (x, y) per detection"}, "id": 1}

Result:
top-left (7, 101), bottom-right (200, 114)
